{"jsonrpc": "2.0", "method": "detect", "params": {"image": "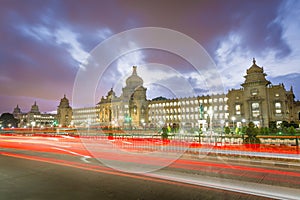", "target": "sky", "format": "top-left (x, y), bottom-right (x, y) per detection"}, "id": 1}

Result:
top-left (1, 0), bottom-right (300, 114)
